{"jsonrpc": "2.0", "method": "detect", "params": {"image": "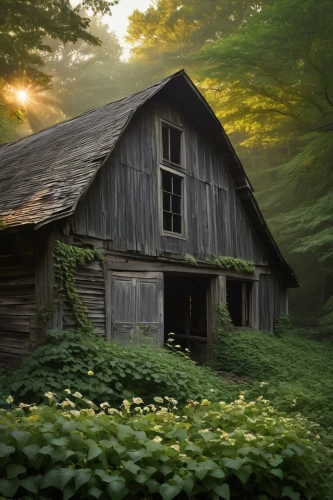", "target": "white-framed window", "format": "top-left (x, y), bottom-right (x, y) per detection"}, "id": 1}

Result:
top-left (160, 120), bottom-right (183, 168)
top-left (160, 165), bottom-right (185, 237)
